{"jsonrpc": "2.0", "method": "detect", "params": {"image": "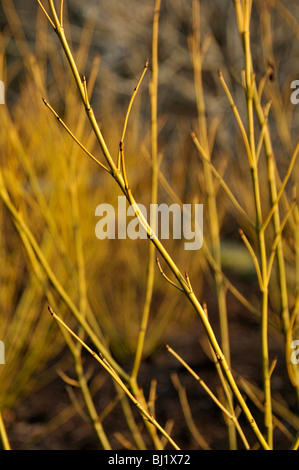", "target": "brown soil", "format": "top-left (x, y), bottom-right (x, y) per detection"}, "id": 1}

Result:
top-left (3, 278), bottom-right (297, 451)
